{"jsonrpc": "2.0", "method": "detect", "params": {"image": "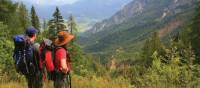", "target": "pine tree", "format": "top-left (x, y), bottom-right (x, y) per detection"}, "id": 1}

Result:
top-left (0, 0), bottom-right (20, 35)
top-left (53, 7), bottom-right (65, 32)
top-left (0, 0), bottom-right (17, 23)
top-left (55, 7), bottom-right (65, 32)
top-left (68, 15), bottom-right (78, 35)
top-left (48, 19), bottom-right (56, 39)
top-left (151, 32), bottom-right (163, 51)
top-left (142, 32), bottom-right (164, 66)
top-left (65, 15), bottom-right (93, 75)
top-left (41, 19), bottom-right (48, 38)
top-left (142, 39), bottom-right (151, 60)
top-left (43, 19), bottom-right (47, 30)
top-left (18, 3), bottom-right (30, 30)
top-left (190, 1), bottom-right (200, 64)
top-left (31, 6), bottom-right (40, 32)
top-left (48, 7), bottom-right (65, 39)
